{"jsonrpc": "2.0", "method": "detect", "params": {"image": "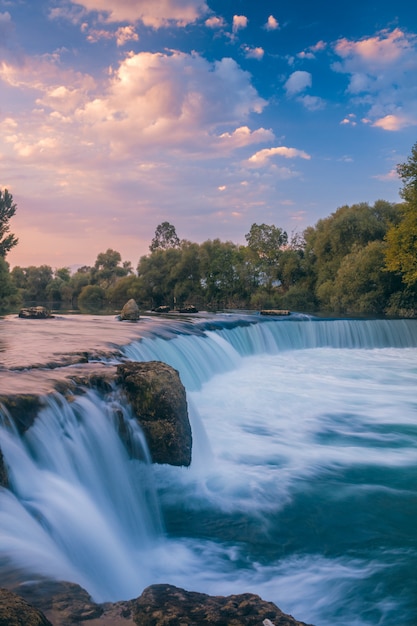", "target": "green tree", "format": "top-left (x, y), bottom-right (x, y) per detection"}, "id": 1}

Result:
top-left (78, 284), bottom-right (106, 313)
top-left (150, 222), bottom-right (180, 252)
top-left (91, 249), bottom-right (131, 289)
top-left (11, 265), bottom-right (54, 304)
top-left (245, 223), bottom-right (288, 292)
top-left (0, 189), bottom-right (18, 257)
top-left (0, 258), bottom-right (17, 311)
top-left (385, 141), bottom-right (417, 287)
top-left (329, 241), bottom-right (401, 314)
top-left (304, 201), bottom-right (400, 310)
